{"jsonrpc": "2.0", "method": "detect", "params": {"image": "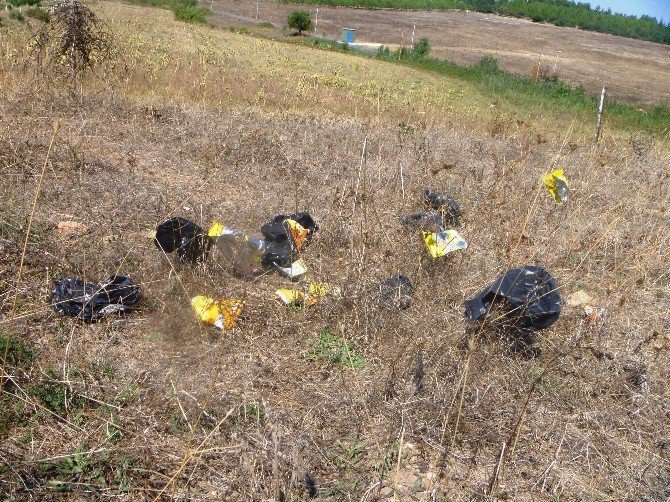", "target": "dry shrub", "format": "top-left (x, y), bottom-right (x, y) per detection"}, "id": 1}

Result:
top-left (31, 0), bottom-right (113, 89)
